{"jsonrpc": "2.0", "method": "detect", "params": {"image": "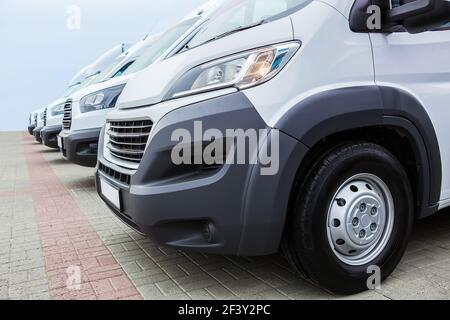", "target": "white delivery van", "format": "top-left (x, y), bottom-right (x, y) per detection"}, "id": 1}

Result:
top-left (59, 0), bottom-right (225, 167)
top-left (40, 44), bottom-right (131, 148)
top-left (28, 110), bottom-right (39, 135)
top-left (96, 0), bottom-right (450, 294)
top-left (57, 37), bottom-right (160, 166)
top-left (32, 107), bottom-right (47, 143)
top-left (40, 65), bottom-right (91, 147)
